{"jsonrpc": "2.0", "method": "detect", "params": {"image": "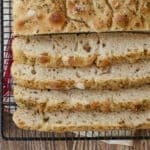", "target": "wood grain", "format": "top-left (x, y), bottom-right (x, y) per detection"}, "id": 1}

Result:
top-left (1, 139), bottom-right (150, 150)
top-left (1, 113), bottom-right (150, 150)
